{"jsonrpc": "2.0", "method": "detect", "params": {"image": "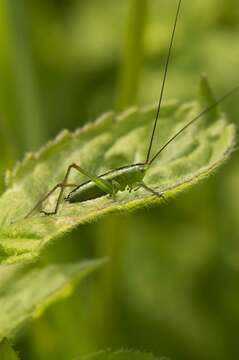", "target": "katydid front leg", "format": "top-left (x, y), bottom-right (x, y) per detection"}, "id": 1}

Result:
top-left (138, 182), bottom-right (166, 201)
